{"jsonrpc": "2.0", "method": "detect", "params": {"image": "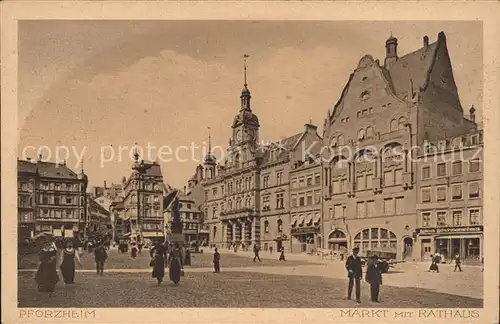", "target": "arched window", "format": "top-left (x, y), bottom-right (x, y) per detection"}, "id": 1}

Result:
top-left (228, 200), bottom-right (233, 210)
top-left (353, 227), bottom-right (397, 252)
top-left (366, 126), bottom-right (374, 139)
top-left (131, 194), bottom-right (137, 203)
top-left (357, 128), bottom-right (365, 141)
top-left (220, 202), bottom-right (224, 212)
top-left (264, 220), bottom-right (269, 233)
top-left (398, 117), bottom-right (407, 130)
top-left (277, 219), bottom-right (283, 233)
top-left (338, 135), bottom-right (345, 146)
top-left (333, 156), bottom-right (348, 169)
top-left (390, 119), bottom-right (398, 132)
